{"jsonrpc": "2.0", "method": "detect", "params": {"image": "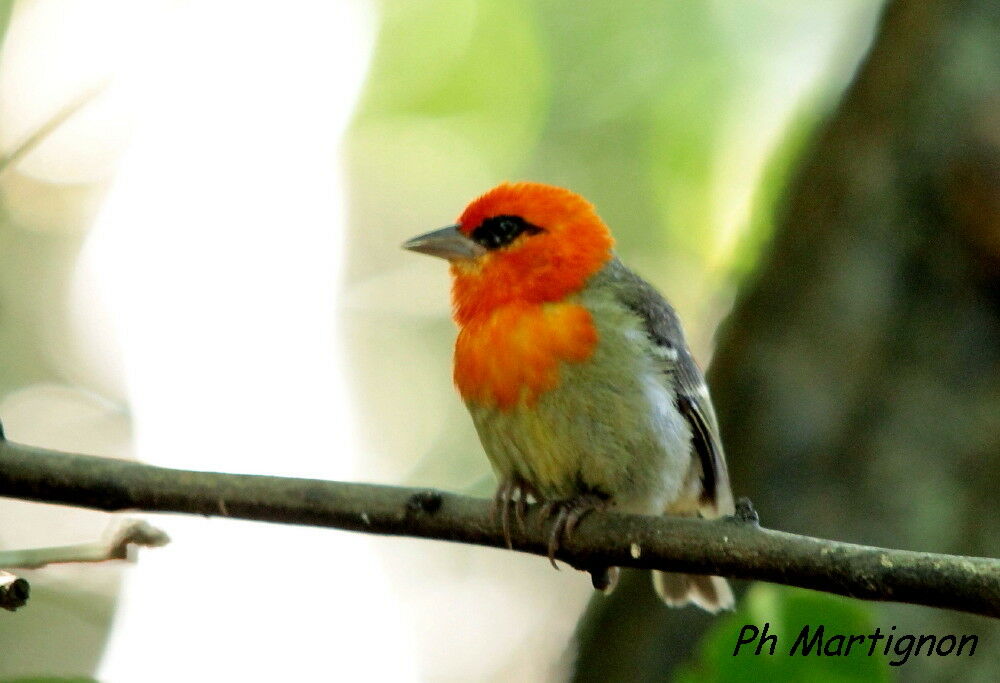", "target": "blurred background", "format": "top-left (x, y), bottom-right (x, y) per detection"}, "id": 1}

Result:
top-left (0, 0), bottom-right (996, 681)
